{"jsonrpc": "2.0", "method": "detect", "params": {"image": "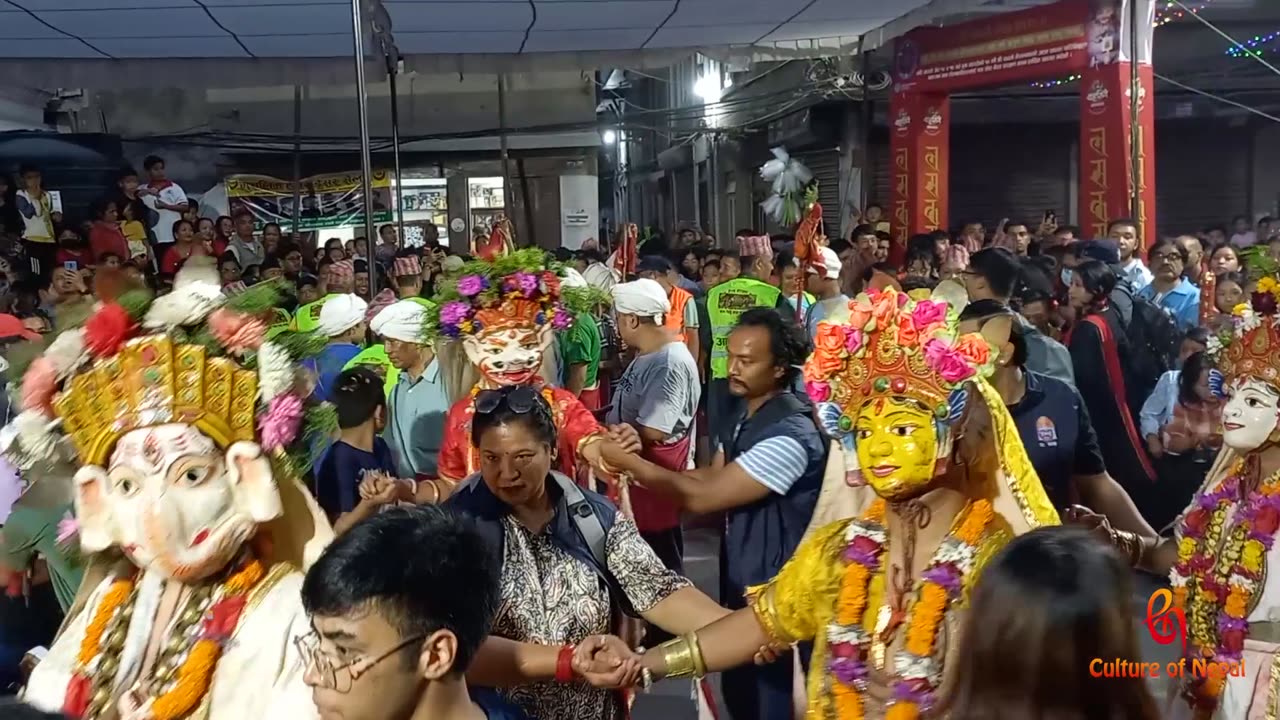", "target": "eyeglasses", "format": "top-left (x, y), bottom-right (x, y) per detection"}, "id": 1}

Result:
top-left (474, 386), bottom-right (543, 416)
top-left (295, 631), bottom-right (426, 693)
top-left (1151, 252), bottom-right (1184, 263)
